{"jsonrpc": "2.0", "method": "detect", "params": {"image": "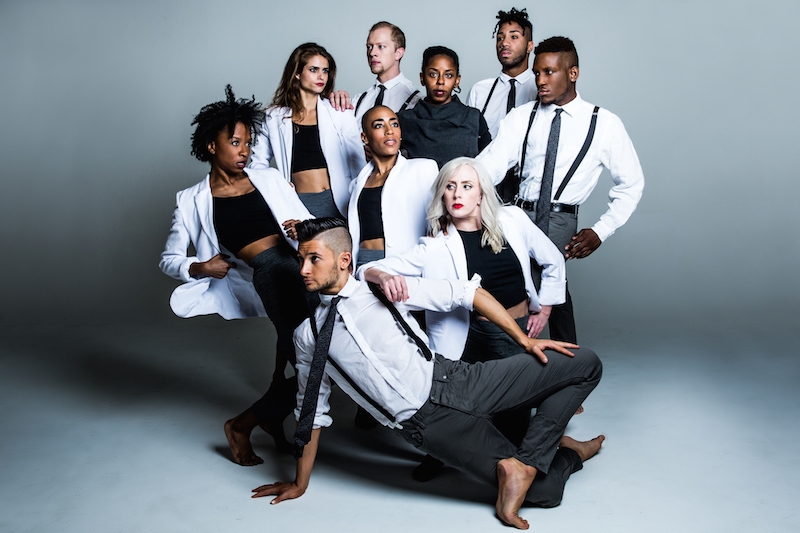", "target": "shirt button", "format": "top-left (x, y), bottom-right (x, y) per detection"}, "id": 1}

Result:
top-left (442, 375), bottom-right (447, 380)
